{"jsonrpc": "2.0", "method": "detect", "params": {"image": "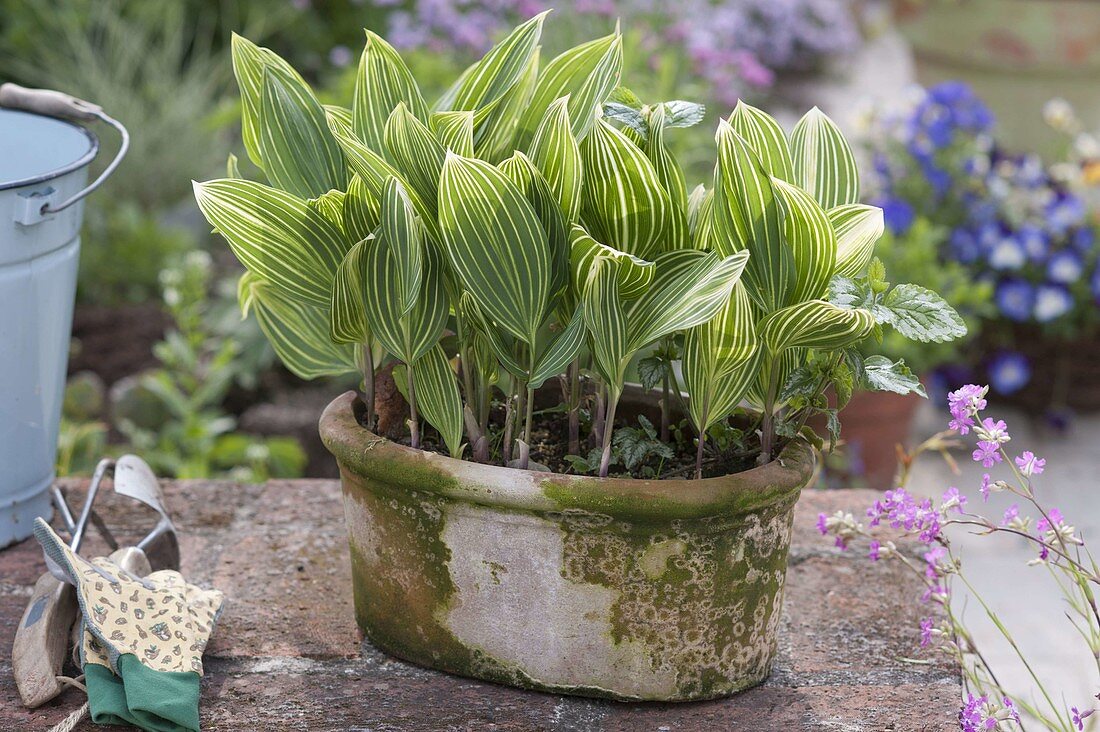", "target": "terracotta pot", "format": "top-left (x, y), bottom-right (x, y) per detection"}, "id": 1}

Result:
top-left (319, 391), bottom-right (815, 702)
top-left (894, 0), bottom-right (1100, 160)
top-left (832, 390), bottom-right (923, 490)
